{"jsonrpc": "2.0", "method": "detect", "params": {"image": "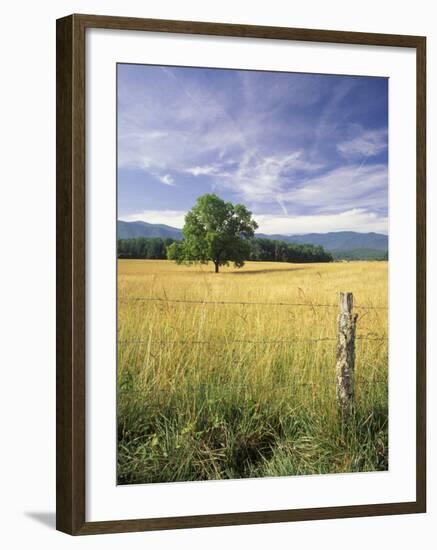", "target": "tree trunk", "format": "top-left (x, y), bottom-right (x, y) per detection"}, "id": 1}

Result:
top-left (214, 261), bottom-right (219, 273)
